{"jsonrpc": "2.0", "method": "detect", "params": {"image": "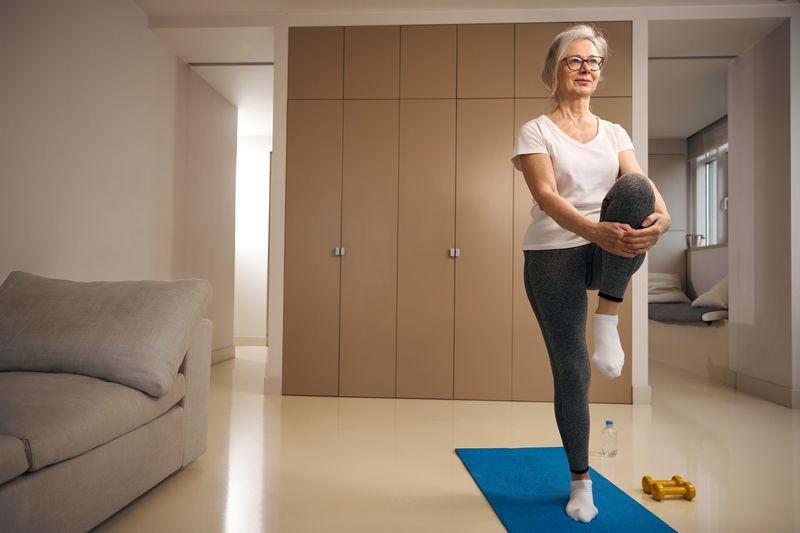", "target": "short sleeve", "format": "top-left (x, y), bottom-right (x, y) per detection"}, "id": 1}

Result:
top-left (613, 123), bottom-right (634, 153)
top-left (511, 120), bottom-right (548, 170)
